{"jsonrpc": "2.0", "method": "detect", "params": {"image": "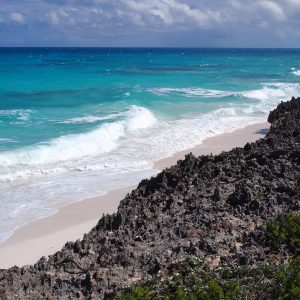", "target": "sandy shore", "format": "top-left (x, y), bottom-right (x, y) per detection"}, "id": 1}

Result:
top-left (0, 122), bottom-right (269, 269)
